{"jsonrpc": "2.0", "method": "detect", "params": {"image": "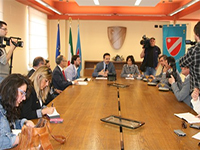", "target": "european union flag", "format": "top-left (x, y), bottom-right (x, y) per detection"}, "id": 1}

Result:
top-left (163, 24), bottom-right (186, 72)
top-left (56, 23), bottom-right (60, 62)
